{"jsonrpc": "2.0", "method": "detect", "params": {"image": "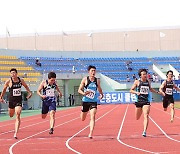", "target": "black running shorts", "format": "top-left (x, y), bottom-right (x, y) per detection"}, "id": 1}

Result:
top-left (9, 101), bottom-right (22, 109)
top-left (81, 102), bottom-right (97, 112)
top-left (163, 96), bottom-right (174, 108)
top-left (135, 102), bottom-right (150, 108)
